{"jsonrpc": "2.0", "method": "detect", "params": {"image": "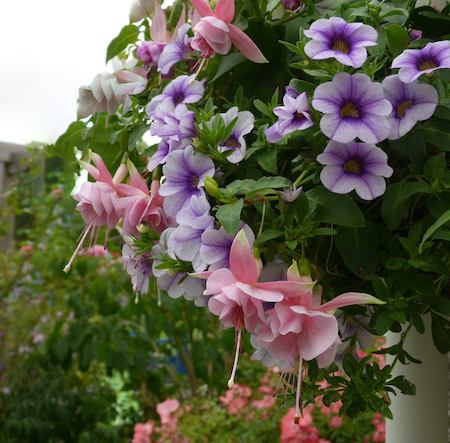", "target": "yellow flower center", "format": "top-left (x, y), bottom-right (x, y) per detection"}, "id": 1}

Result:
top-left (294, 111), bottom-right (305, 120)
top-left (332, 40), bottom-right (350, 54)
top-left (396, 100), bottom-right (413, 118)
top-left (340, 103), bottom-right (359, 118)
top-left (419, 60), bottom-right (437, 72)
top-left (344, 159), bottom-right (361, 174)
